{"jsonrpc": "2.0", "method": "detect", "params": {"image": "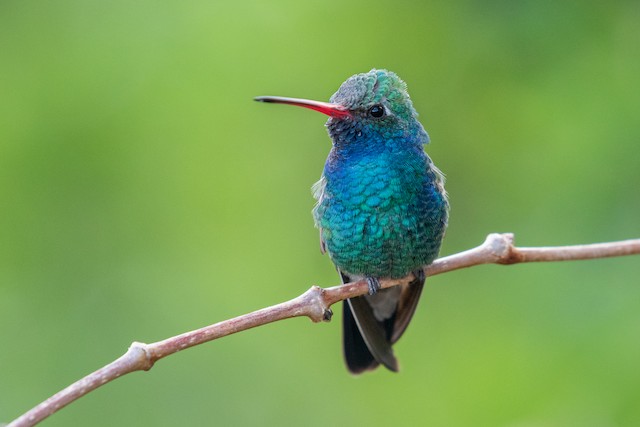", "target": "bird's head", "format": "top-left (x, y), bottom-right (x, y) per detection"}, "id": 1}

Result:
top-left (255, 69), bottom-right (429, 150)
